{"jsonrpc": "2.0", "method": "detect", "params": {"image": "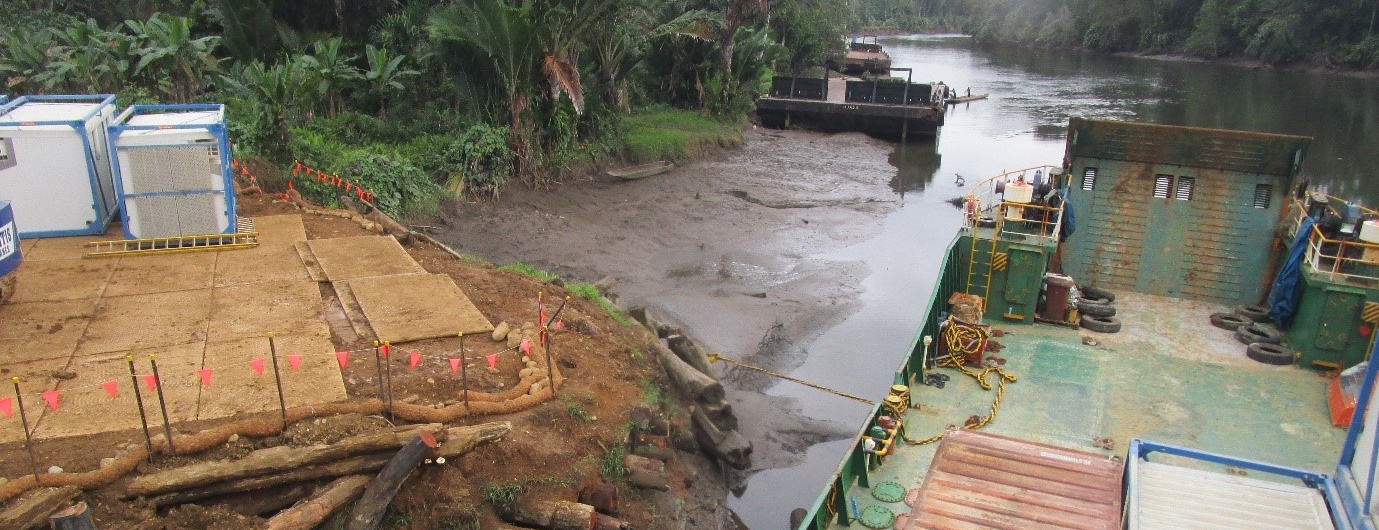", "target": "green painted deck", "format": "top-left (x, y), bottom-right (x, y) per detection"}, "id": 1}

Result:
top-left (831, 291), bottom-right (1344, 528)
